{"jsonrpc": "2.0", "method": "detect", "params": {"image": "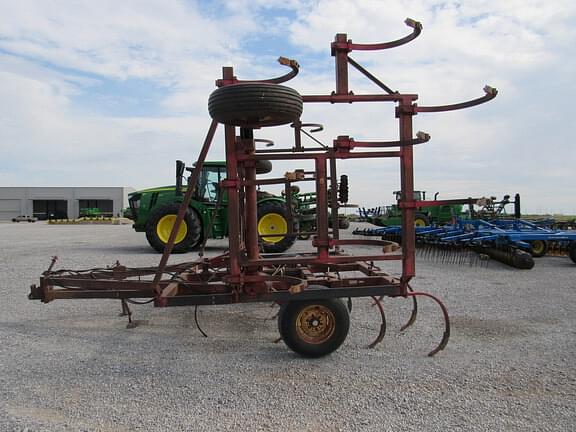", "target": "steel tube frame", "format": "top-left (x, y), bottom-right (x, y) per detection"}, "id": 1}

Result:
top-left (31, 21), bottom-right (497, 357)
